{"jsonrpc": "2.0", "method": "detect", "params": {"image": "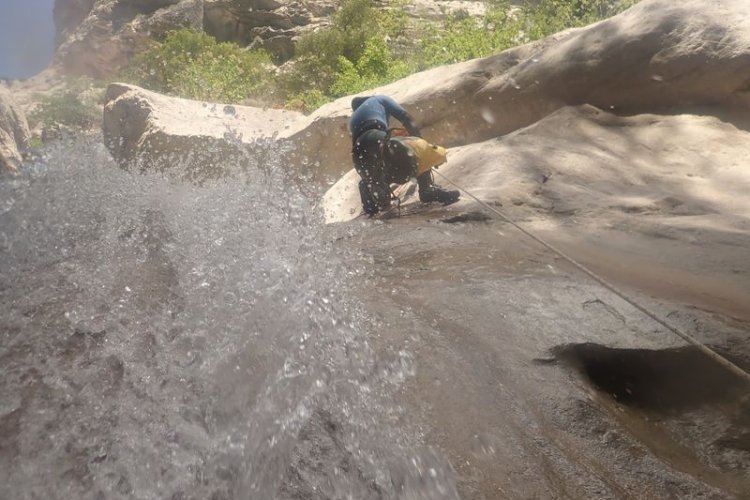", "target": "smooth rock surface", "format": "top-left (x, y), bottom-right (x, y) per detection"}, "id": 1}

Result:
top-left (327, 104), bottom-right (750, 318)
top-left (102, 83), bottom-right (304, 181)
